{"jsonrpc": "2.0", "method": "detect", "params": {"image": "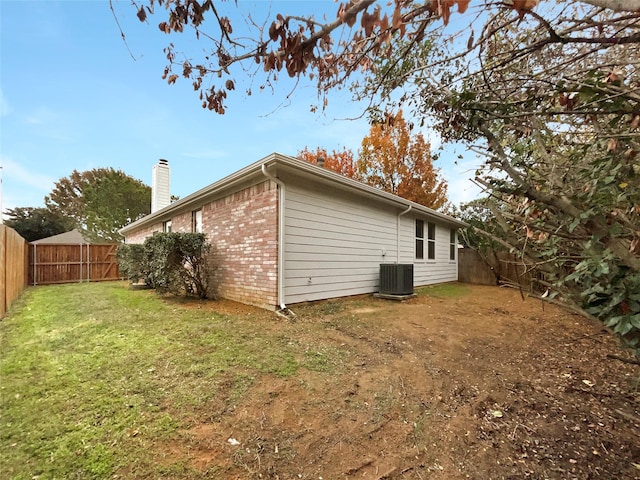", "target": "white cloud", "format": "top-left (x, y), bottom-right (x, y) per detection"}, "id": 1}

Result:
top-left (421, 128), bottom-right (443, 152)
top-left (21, 107), bottom-right (73, 141)
top-left (447, 175), bottom-right (483, 206)
top-left (437, 145), bottom-right (486, 206)
top-left (0, 155), bottom-right (55, 193)
top-left (0, 156), bottom-right (56, 214)
top-left (24, 106), bottom-right (56, 125)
